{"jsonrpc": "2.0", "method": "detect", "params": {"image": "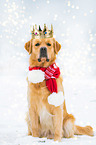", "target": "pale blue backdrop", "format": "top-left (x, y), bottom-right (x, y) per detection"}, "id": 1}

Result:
top-left (0, 0), bottom-right (96, 77)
